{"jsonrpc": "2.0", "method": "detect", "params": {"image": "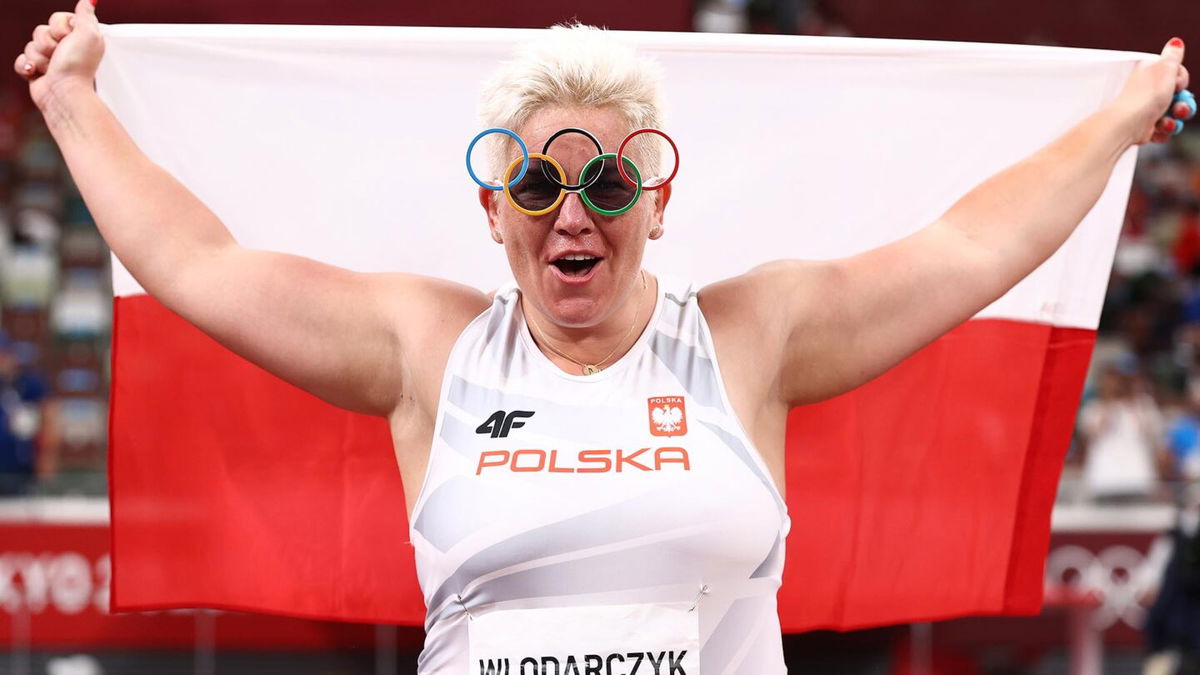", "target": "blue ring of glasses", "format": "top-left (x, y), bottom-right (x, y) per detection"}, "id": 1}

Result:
top-left (467, 128), bottom-right (529, 191)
